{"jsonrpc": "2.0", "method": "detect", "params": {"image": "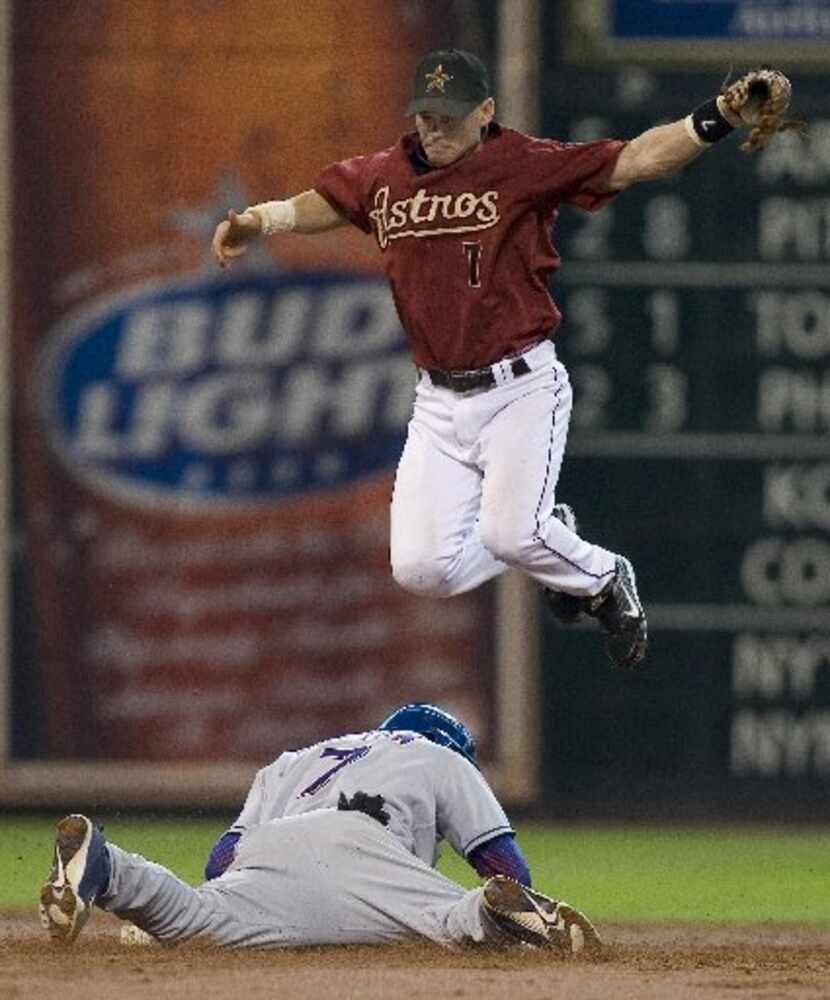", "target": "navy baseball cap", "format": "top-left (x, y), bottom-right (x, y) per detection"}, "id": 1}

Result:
top-left (406, 49), bottom-right (491, 118)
